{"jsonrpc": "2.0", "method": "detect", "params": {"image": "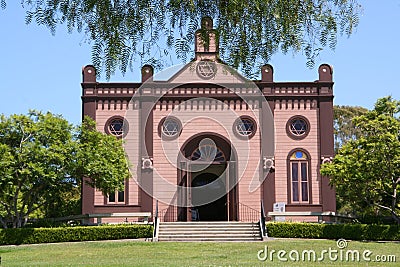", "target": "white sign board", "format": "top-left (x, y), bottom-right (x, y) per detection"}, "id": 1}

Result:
top-left (273, 202), bottom-right (286, 222)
